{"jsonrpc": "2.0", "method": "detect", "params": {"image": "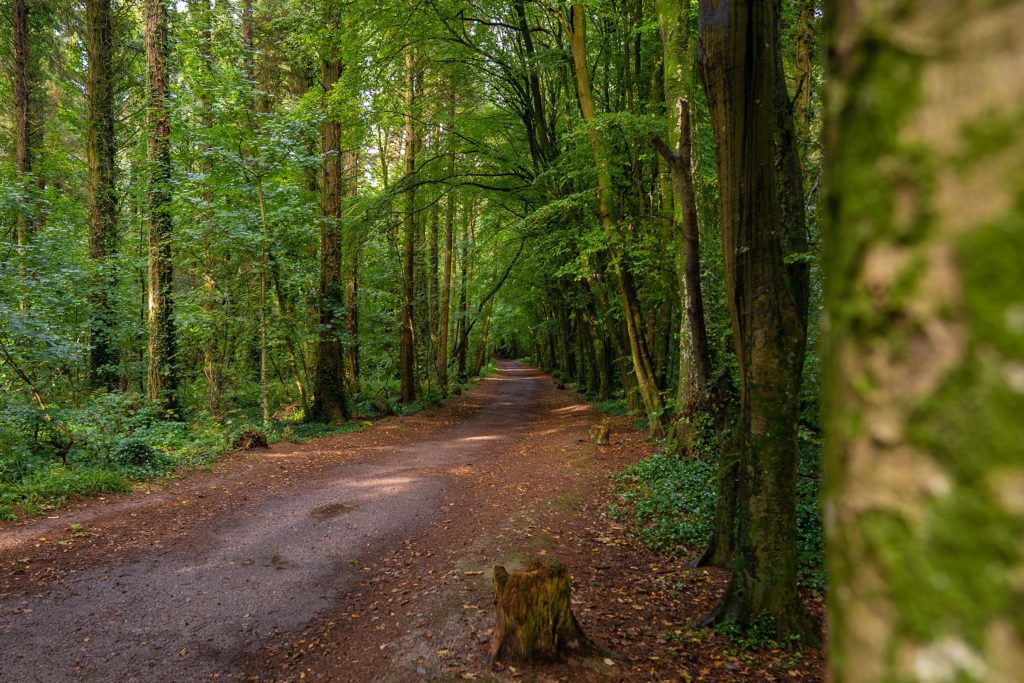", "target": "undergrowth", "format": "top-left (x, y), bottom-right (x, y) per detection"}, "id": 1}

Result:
top-left (608, 423), bottom-right (825, 595)
top-left (0, 366), bottom-right (491, 521)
